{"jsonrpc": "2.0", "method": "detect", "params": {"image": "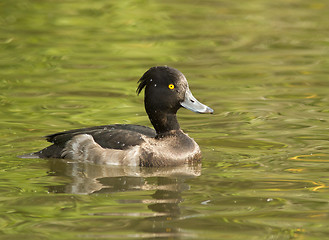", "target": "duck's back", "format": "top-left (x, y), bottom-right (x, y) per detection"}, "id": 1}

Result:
top-left (33, 124), bottom-right (156, 158)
